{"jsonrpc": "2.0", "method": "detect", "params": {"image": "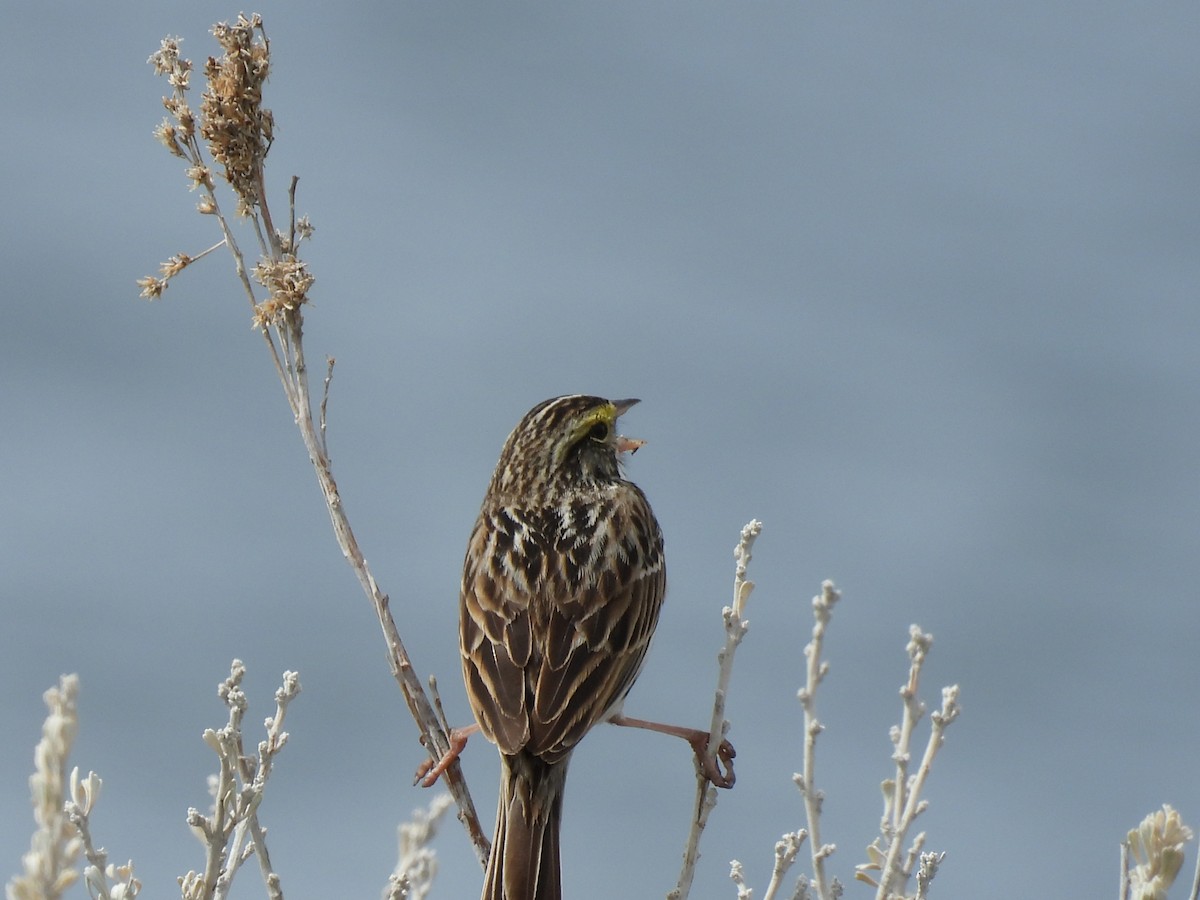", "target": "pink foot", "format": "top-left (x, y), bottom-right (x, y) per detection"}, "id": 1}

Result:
top-left (413, 724), bottom-right (478, 787)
